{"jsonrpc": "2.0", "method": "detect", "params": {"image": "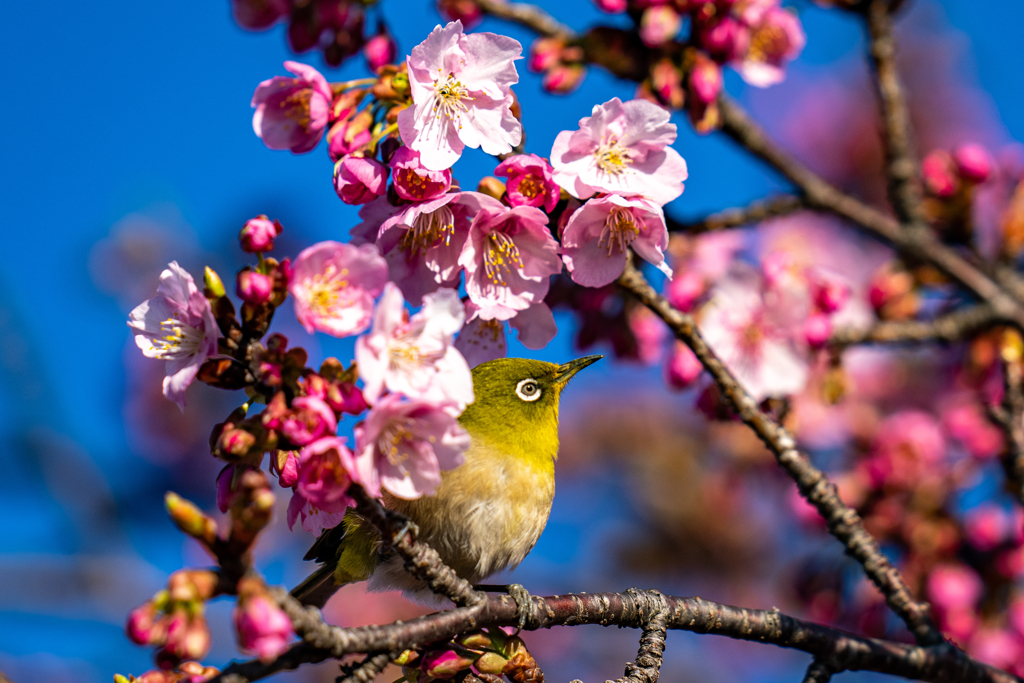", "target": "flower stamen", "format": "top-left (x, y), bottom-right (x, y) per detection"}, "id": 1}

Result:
top-left (152, 313), bottom-right (204, 360)
top-left (432, 73), bottom-right (473, 131)
top-left (598, 207), bottom-right (641, 256)
top-left (401, 205), bottom-right (456, 254)
top-left (483, 231), bottom-right (524, 285)
top-left (593, 136), bottom-right (632, 176)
